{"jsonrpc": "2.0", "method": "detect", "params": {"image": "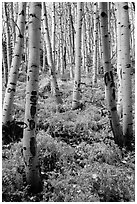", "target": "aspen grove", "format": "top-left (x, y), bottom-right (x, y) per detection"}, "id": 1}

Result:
top-left (2, 2), bottom-right (135, 202)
